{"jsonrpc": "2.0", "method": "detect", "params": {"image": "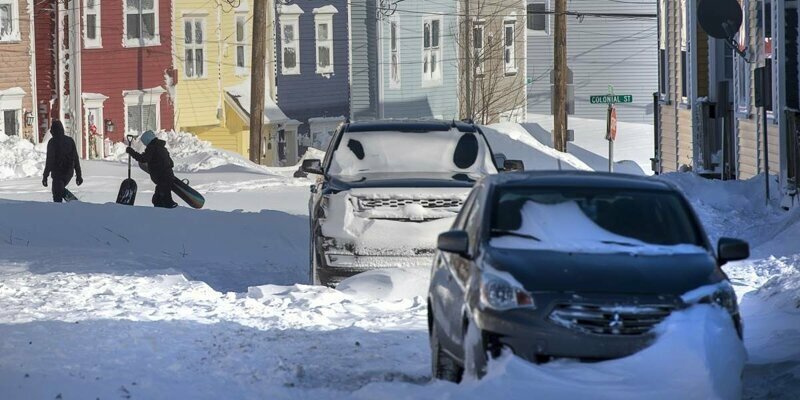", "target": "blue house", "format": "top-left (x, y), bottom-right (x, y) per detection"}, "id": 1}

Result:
top-left (275, 1), bottom-right (350, 153)
top-left (350, 1), bottom-right (460, 122)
